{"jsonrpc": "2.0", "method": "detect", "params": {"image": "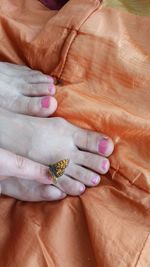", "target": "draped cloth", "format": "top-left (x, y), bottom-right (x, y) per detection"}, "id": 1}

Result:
top-left (39, 0), bottom-right (69, 10)
top-left (0, 0), bottom-right (150, 266)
